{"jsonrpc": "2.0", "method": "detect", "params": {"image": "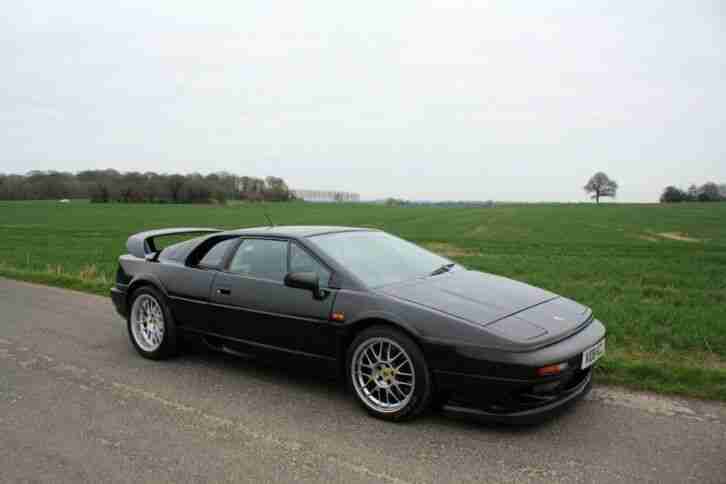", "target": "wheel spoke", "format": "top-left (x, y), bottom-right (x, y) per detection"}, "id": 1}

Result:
top-left (365, 347), bottom-right (377, 364)
top-left (364, 379), bottom-right (377, 392)
top-left (391, 351), bottom-right (406, 365)
top-left (370, 386), bottom-right (380, 402)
